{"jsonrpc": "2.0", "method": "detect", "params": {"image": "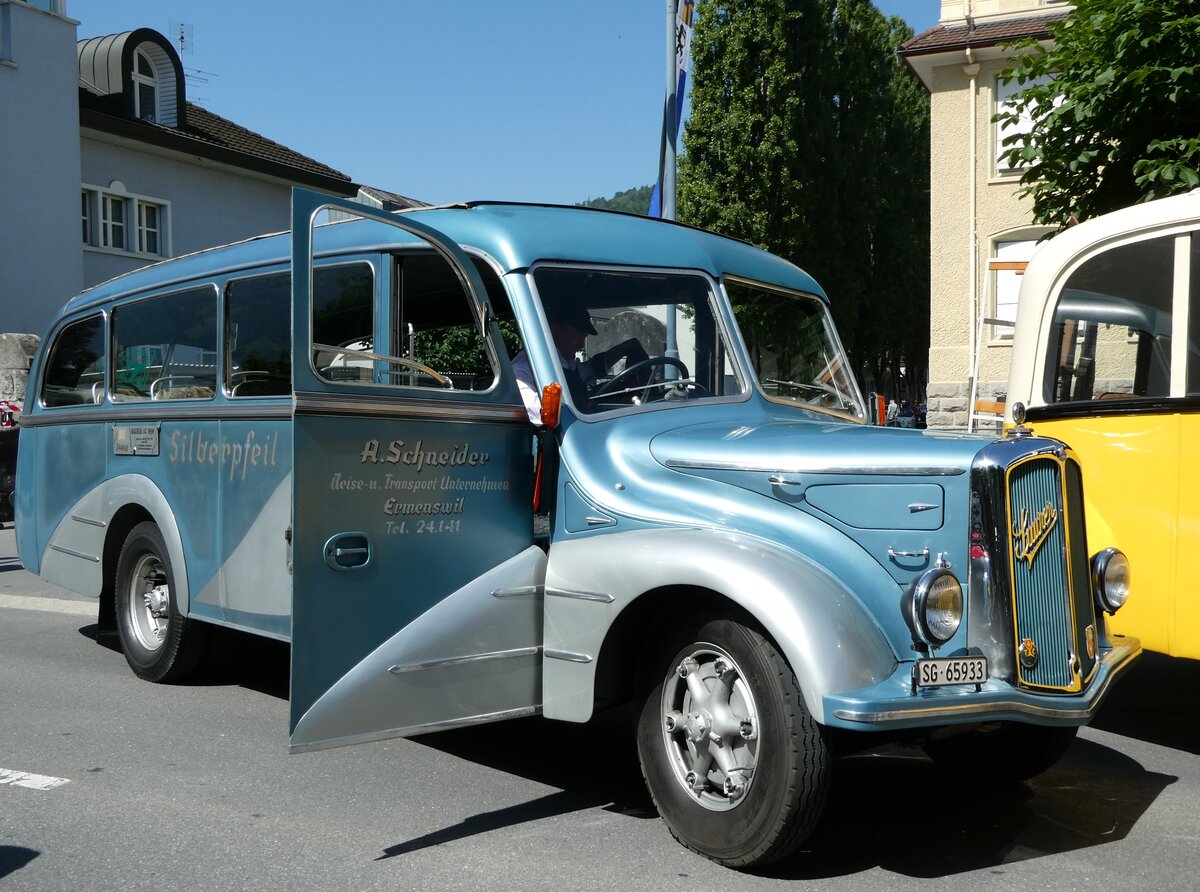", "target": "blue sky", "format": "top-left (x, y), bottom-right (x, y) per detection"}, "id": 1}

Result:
top-left (70, 1), bottom-right (940, 206)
